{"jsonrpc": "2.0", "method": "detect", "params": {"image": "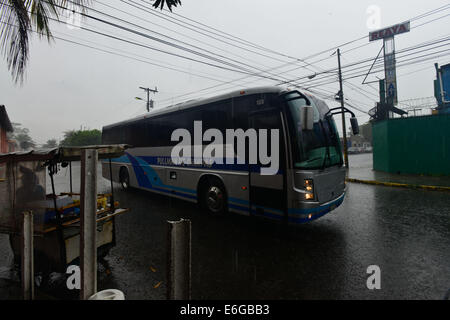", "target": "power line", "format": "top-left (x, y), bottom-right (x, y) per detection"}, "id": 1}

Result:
top-left (131, 0), bottom-right (317, 68)
top-left (122, 0), bottom-right (304, 66)
top-left (286, 36), bottom-right (450, 86)
top-left (119, 0), bottom-right (324, 79)
top-left (160, 1), bottom-right (449, 64)
top-left (292, 42), bottom-right (450, 88)
top-left (271, 33), bottom-right (450, 86)
top-left (1, 17), bottom-right (275, 90)
top-left (73, 1), bottom-right (450, 92)
top-left (40, 2), bottom-right (309, 84)
top-left (94, 0), bottom-right (301, 78)
top-left (304, 50), bottom-right (450, 89)
top-left (51, 0), bottom-right (329, 86)
top-left (153, 4), bottom-right (450, 104)
top-left (121, 1), bottom-right (386, 79)
top-left (157, 35), bottom-right (450, 106)
top-left (159, 45), bottom-right (450, 108)
top-left (409, 4), bottom-right (450, 21)
top-left (88, 0), bottom-right (305, 81)
top-left (412, 12), bottom-right (450, 29)
top-left (95, 2), bottom-right (450, 114)
top-left (4, 1), bottom-right (448, 111)
top-left (57, 0), bottom-right (282, 77)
